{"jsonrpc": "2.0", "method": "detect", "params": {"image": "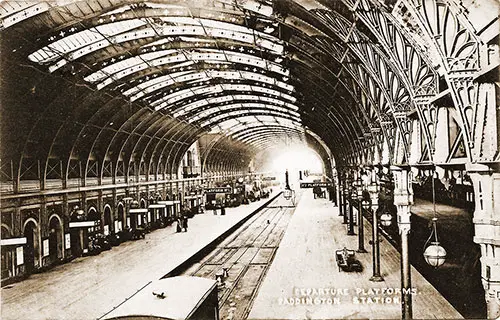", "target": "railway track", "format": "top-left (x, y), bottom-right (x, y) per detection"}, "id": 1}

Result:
top-left (179, 193), bottom-right (300, 320)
